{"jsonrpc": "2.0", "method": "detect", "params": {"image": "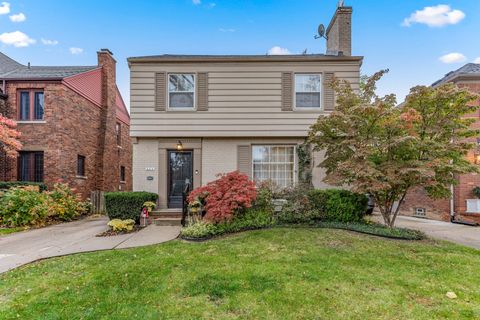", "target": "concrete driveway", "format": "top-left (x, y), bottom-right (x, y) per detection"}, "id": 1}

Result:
top-left (0, 216), bottom-right (180, 274)
top-left (372, 214), bottom-right (480, 250)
